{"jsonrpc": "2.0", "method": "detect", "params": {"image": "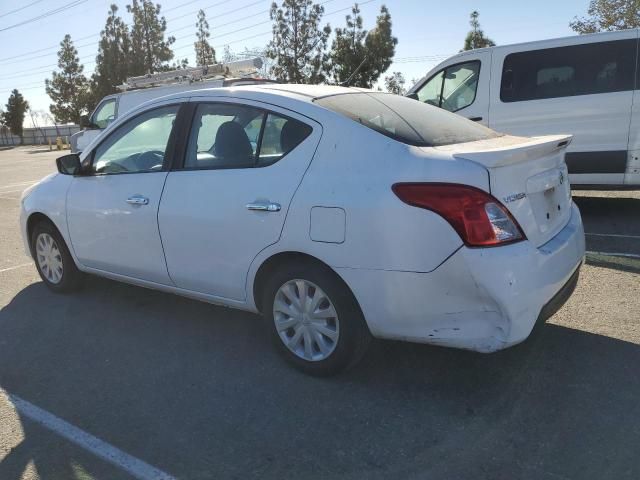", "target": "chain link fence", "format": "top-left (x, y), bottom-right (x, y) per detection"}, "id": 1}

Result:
top-left (0, 125), bottom-right (80, 146)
